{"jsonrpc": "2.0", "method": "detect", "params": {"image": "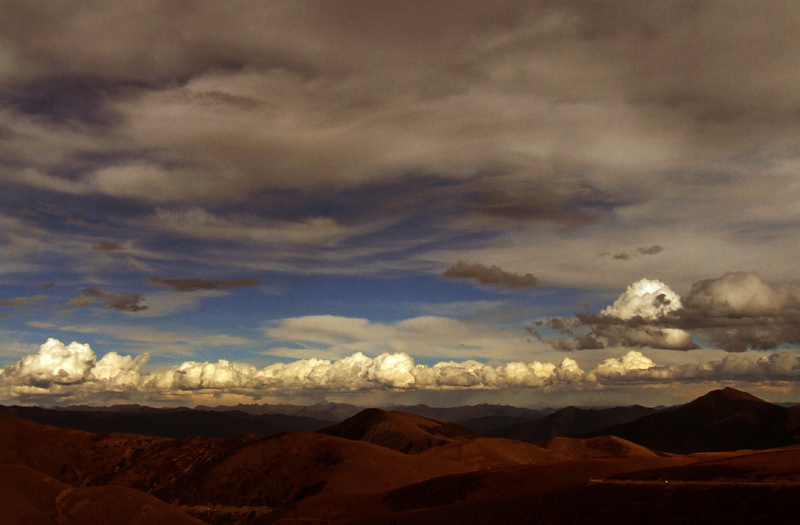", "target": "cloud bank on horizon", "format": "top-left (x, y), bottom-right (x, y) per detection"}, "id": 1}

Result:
top-left (3, 337), bottom-right (800, 406)
top-left (3, 1), bottom-right (800, 405)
